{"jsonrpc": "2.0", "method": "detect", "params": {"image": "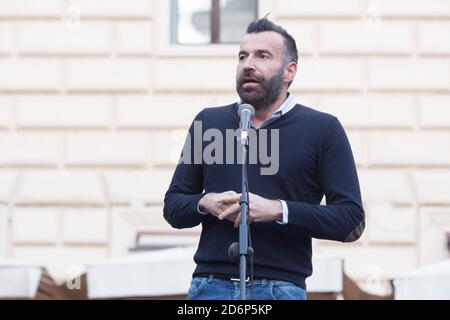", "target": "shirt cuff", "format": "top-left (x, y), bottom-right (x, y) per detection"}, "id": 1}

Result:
top-left (276, 200), bottom-right (289, 225)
